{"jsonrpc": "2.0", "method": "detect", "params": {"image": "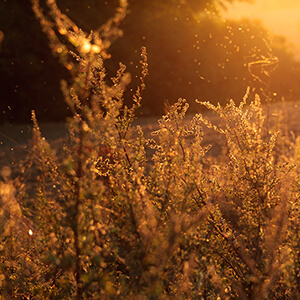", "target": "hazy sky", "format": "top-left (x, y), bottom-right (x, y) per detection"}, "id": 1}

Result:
top-left (222, 0), bottom-right (300, 57)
